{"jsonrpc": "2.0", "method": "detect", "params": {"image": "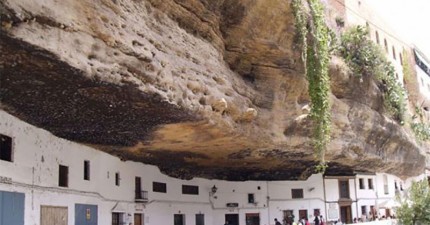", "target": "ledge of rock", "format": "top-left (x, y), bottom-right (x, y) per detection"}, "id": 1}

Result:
top-left (0, 0), bottom-right (427, 180)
